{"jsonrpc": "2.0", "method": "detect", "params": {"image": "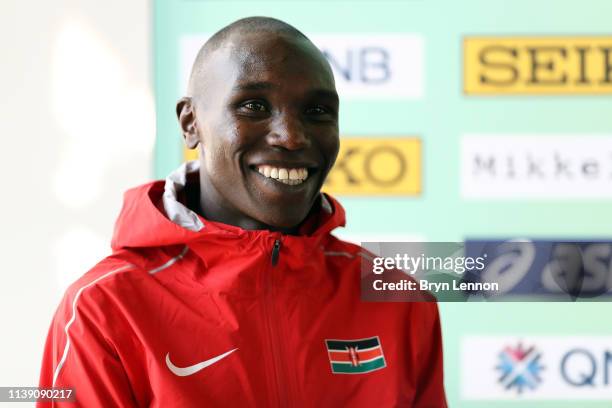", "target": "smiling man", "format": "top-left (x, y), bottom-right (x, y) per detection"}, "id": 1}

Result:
top-left (177, 20), bottom-right (340, 232)
top-left (38, 17), bottom-right (447, 407)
